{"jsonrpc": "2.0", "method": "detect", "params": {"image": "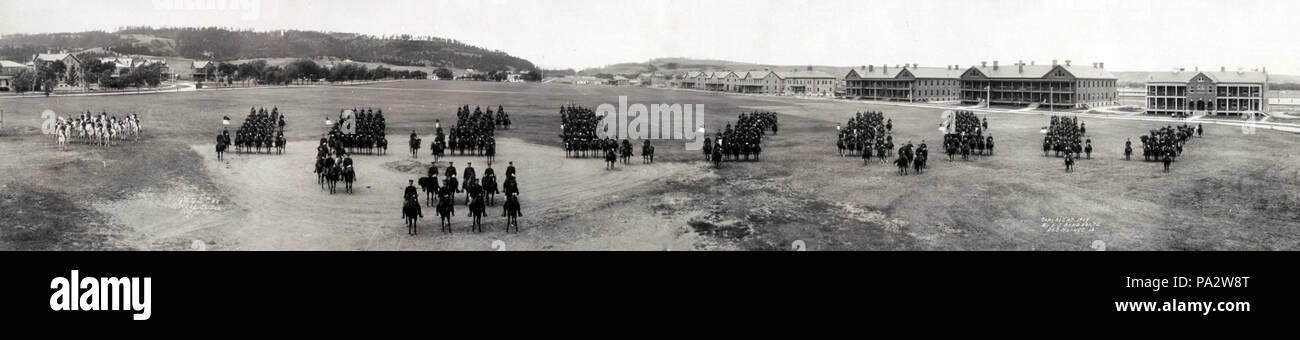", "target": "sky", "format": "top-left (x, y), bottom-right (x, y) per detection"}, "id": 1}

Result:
top-left (2, 0), bottom-right (1298, 74)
